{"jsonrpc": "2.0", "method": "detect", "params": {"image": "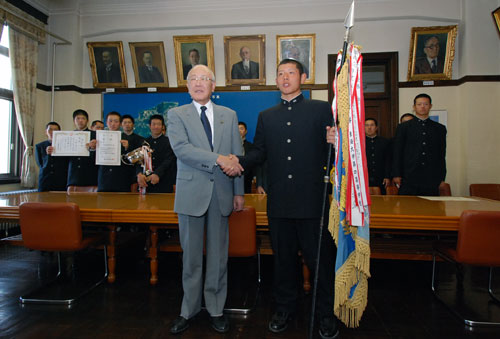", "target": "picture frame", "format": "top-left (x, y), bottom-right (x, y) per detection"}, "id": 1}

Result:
top-left (493, 7), bottom-right (500, 35)
top-left (173, 35), bottom-right (215, 86)
top-left (87, 41), bottom-right (128, 88)
top-left (129, 41), bottom-right (168, 88)
top-left (407, 25), bottom-right (458, 81)
top-left (276, 34), bottom-right (315, 84)
top-left (224, 35), bottom-right (266, 86)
